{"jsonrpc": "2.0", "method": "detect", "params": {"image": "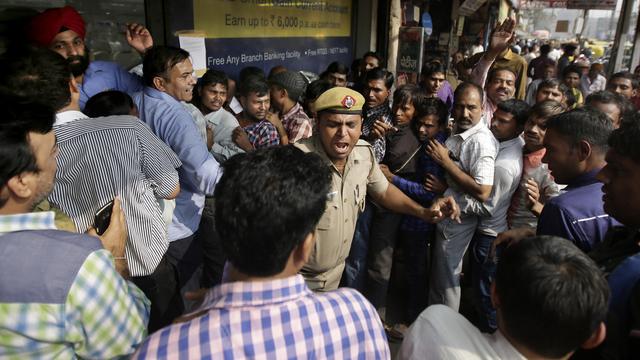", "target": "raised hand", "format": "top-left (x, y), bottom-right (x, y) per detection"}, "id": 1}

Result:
top-left (488, 17), bottom-right (516, 58)
top-left (126, 23), bottom-right (154, 55)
